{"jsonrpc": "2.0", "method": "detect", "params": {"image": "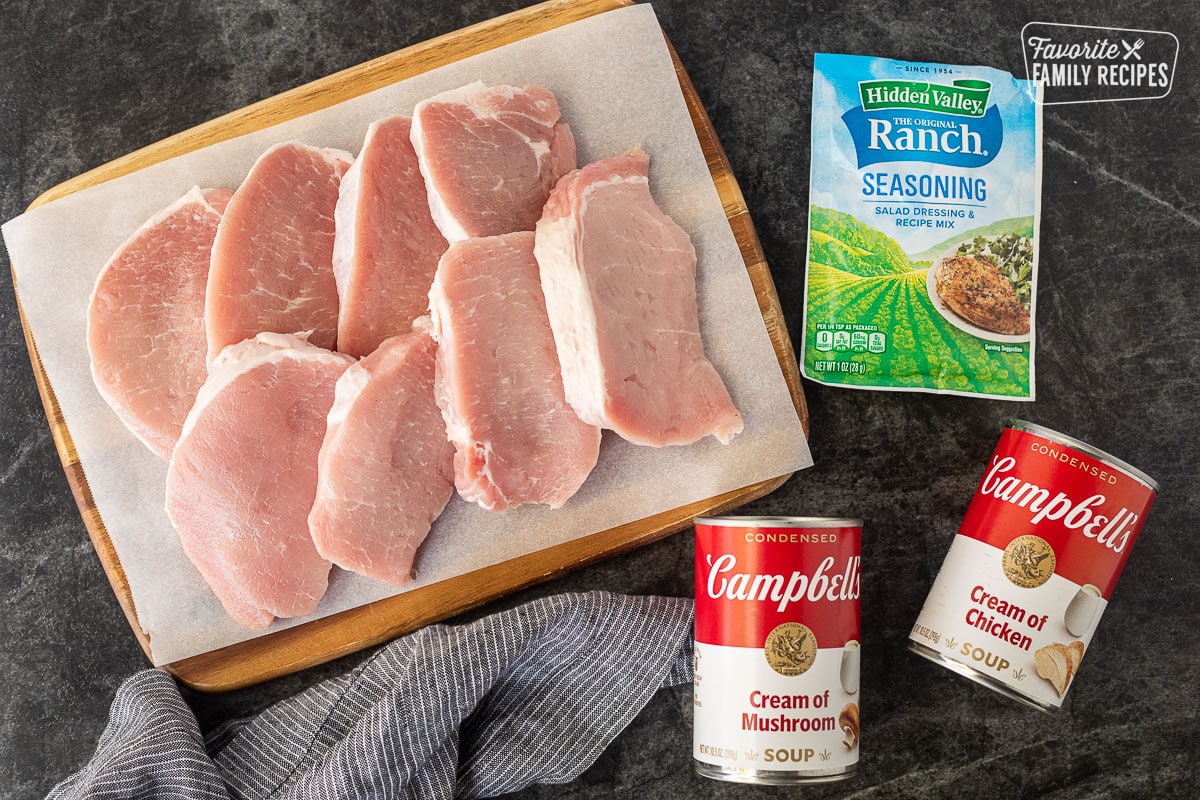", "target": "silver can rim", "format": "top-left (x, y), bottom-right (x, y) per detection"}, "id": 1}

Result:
top-left (695, 761), bottom-right (857, 784)
top-left (694, 515), bottom-right (863, 528)
top-left (908, 640), bottom-right (1059, 714)
top-left (1007, 419), bottom-right (1160, 493)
